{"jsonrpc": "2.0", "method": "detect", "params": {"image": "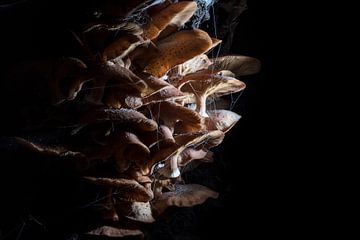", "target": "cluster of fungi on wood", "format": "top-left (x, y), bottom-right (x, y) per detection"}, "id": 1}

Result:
top-left (3, 0), bottom-right (260, 238)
